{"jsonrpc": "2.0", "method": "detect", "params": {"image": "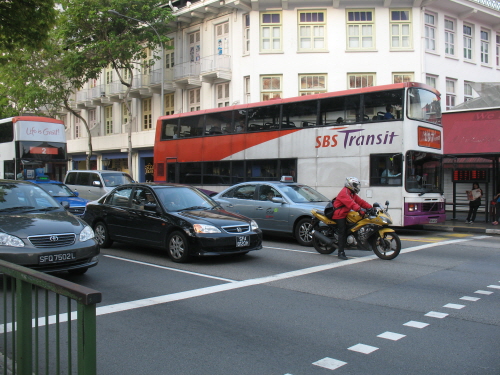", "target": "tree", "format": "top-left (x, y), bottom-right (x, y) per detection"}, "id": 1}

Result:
top-left (57, 0), bottom-right (174, 179)
top-left (0, 0), bottom-right (57, 54)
